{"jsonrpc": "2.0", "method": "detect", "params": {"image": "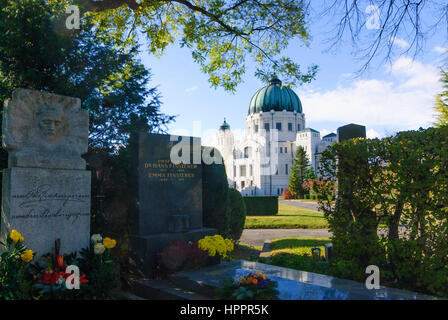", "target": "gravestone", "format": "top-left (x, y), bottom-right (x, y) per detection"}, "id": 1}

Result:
top-left (337, 123), bottom-right (366, 142)
top-left (129, 132), bottom-right (216, 277)
top-left (1, 89), bottom-right (90, 256)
